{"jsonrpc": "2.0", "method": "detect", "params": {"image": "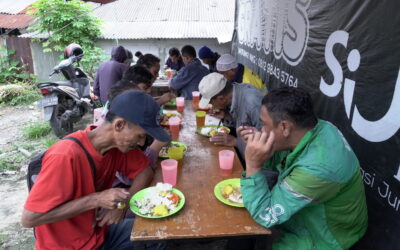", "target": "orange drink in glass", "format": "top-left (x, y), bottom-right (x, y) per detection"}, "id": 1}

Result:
top-left (169, 117), bottom-right (180, 139)
top-left (195, 111), bottom-right (206, 129)
top-left (192, 91), bottom-right (200, 109)
top-left (176, 97), bottom-right (185, 112)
